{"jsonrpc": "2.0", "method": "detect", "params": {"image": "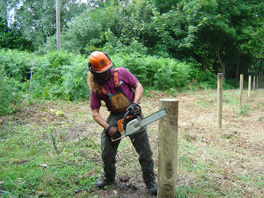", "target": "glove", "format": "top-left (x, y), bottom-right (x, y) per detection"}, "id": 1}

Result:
top-left (105, 125), bottom-right (120, 139)
top-left (126, 103), bottom-right (140, 113)
top-left (112, 131), bottom-right (121, 139)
